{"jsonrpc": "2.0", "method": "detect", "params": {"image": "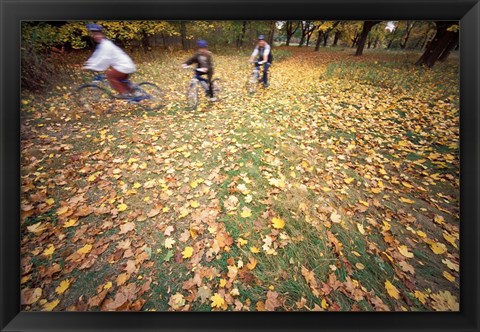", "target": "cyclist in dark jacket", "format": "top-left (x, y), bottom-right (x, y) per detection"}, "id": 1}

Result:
top-left (248, 35), bottom-right (272, 87)
top-left (181, 40), bottom-right (216, 101)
